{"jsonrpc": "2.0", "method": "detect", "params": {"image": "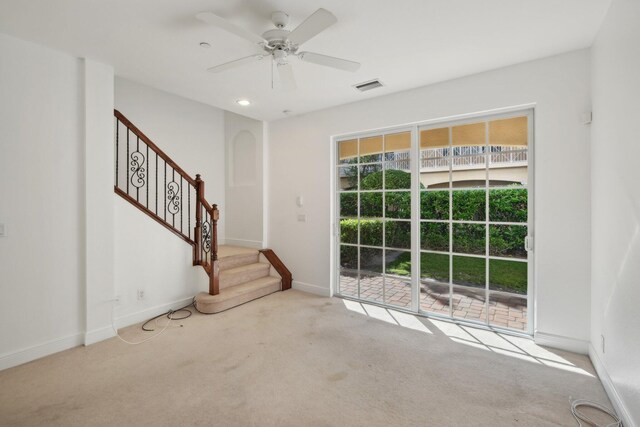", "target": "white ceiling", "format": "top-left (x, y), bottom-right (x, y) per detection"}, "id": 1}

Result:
top-left (0, 0), bottom-right (611, 121)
